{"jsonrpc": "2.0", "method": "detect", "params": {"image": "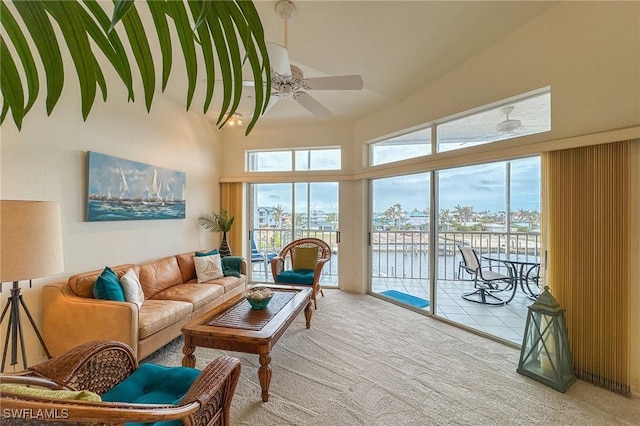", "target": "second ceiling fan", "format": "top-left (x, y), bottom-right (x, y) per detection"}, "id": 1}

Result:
top-left (264, 0), bottom-right (364, 118)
